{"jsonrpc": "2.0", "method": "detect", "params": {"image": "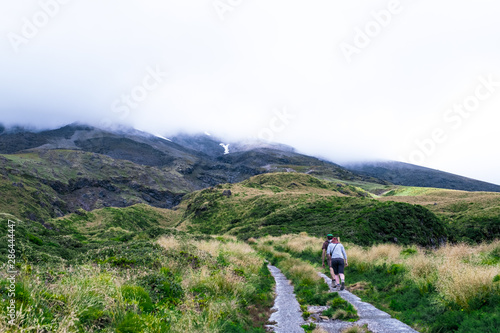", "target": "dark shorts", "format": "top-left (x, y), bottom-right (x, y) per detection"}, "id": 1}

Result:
top-left (330, 258), bottom-right (345, 275)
